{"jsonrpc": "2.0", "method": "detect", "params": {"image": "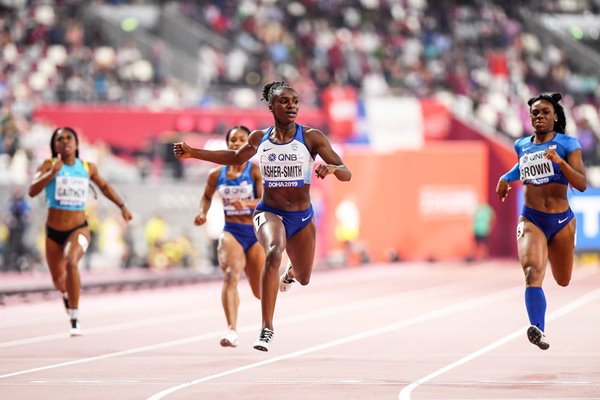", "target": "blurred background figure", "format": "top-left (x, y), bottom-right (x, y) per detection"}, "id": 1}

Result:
top-left (334, 194), bottom-right (369, 266)
top-left (3, 187), bottom-right (32, 271)
top-left (470, 202), bottom-right (496, 262)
